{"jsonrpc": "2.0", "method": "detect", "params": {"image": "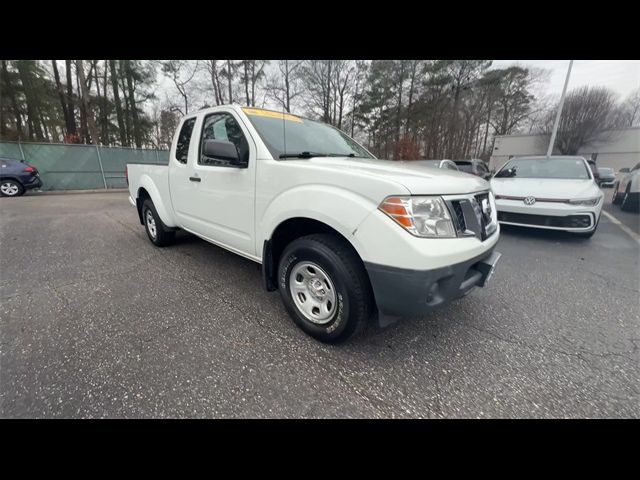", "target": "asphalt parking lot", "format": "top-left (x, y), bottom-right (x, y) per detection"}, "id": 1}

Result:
top-left (1, 192), bottom-right (639, 418)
